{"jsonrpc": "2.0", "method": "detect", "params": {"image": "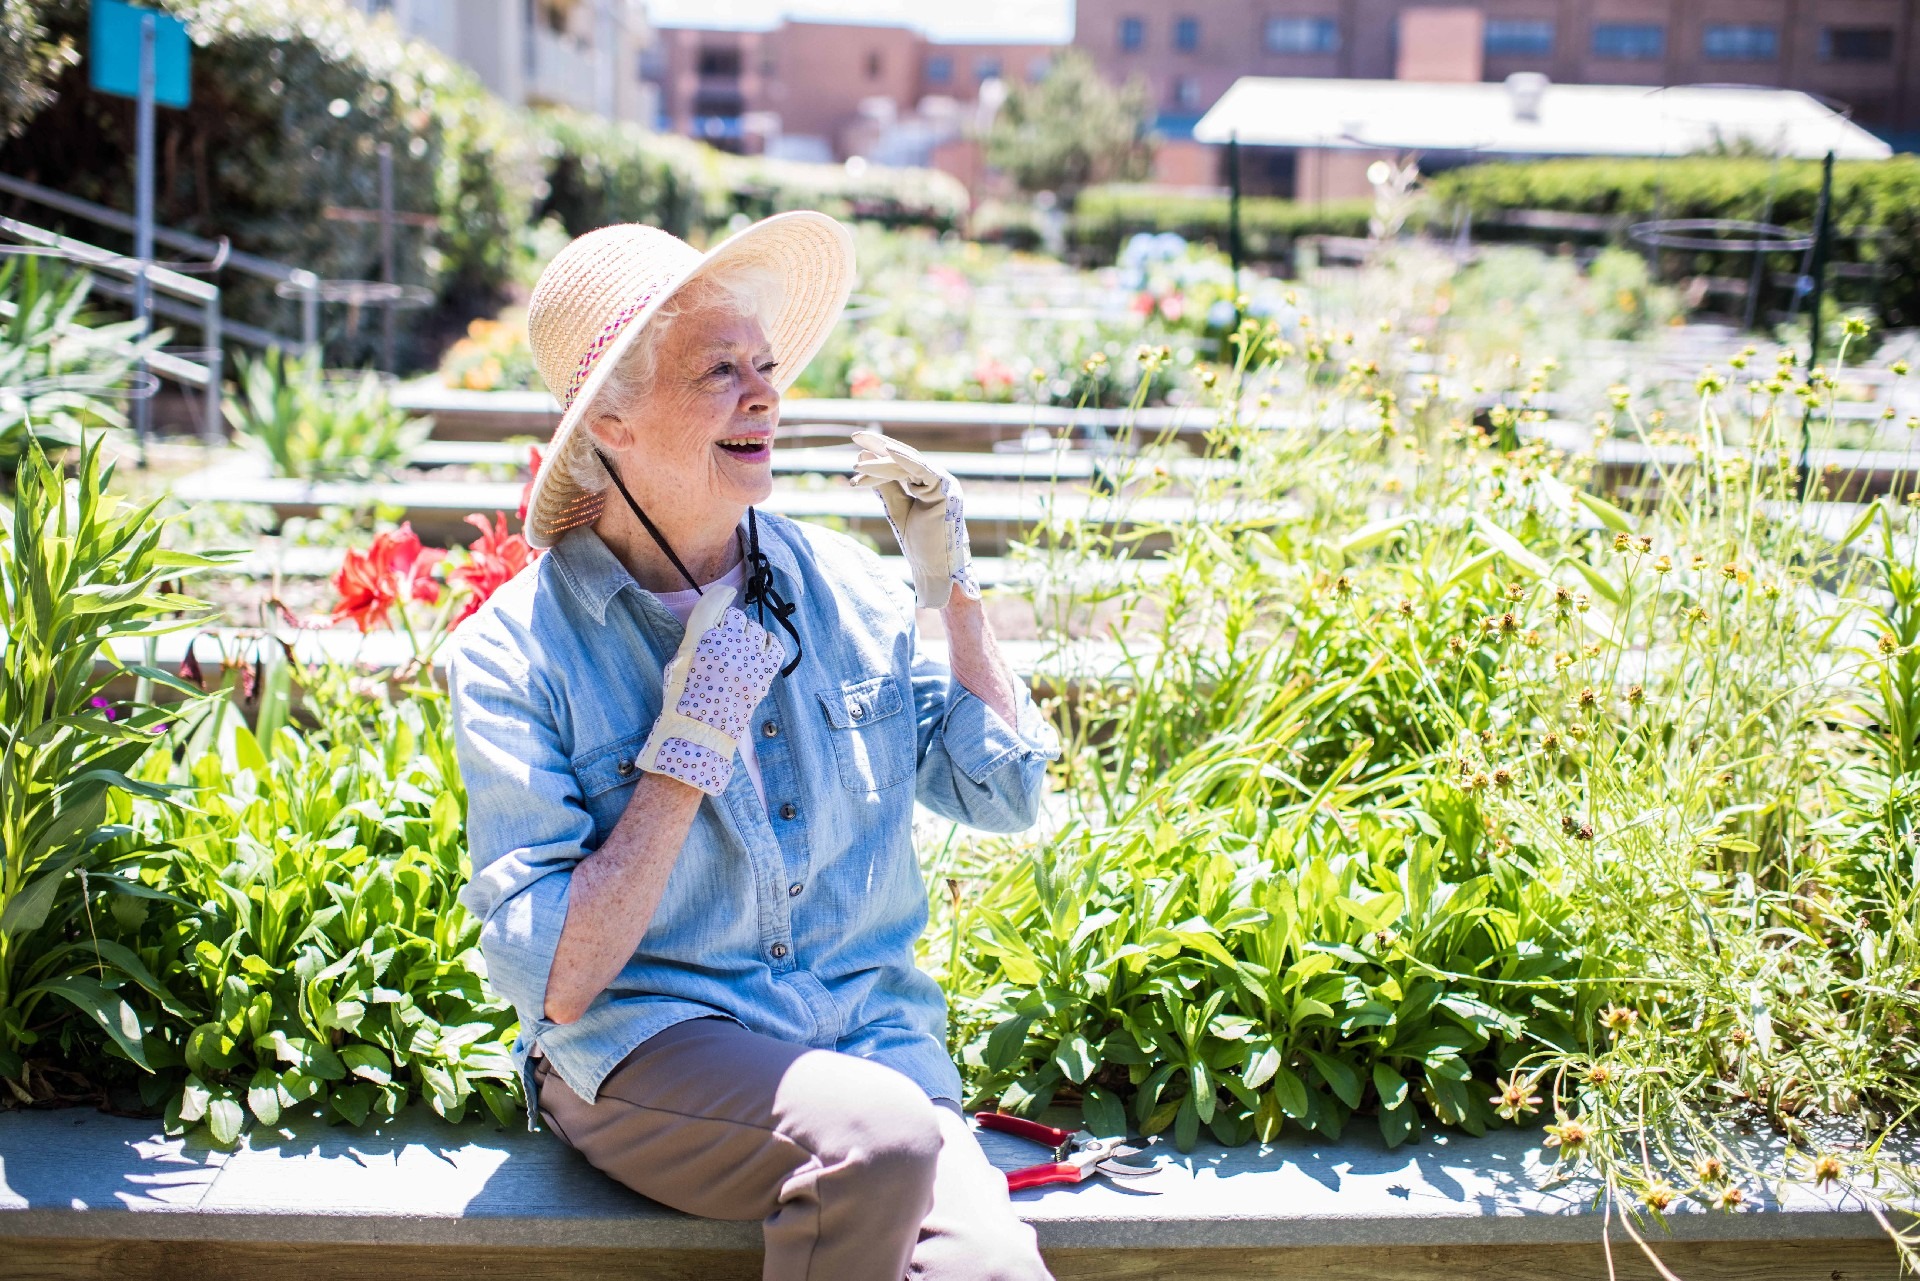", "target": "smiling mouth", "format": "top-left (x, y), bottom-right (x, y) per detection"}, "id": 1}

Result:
top-left (716, 436), bottom-right (770, 458)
